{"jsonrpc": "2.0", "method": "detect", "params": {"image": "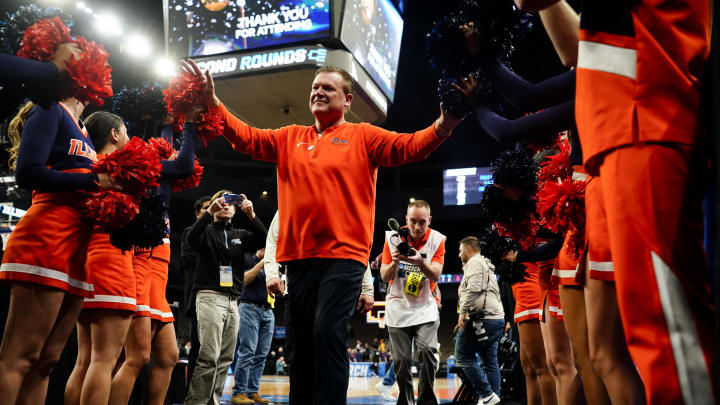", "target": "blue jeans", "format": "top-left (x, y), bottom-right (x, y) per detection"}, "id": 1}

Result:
top-left (454, 318), bottom-right (504, 397)
top-left (232, 302), bottom-right (275, 396)
top-left (383, 362), bottom-right (395, 386)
